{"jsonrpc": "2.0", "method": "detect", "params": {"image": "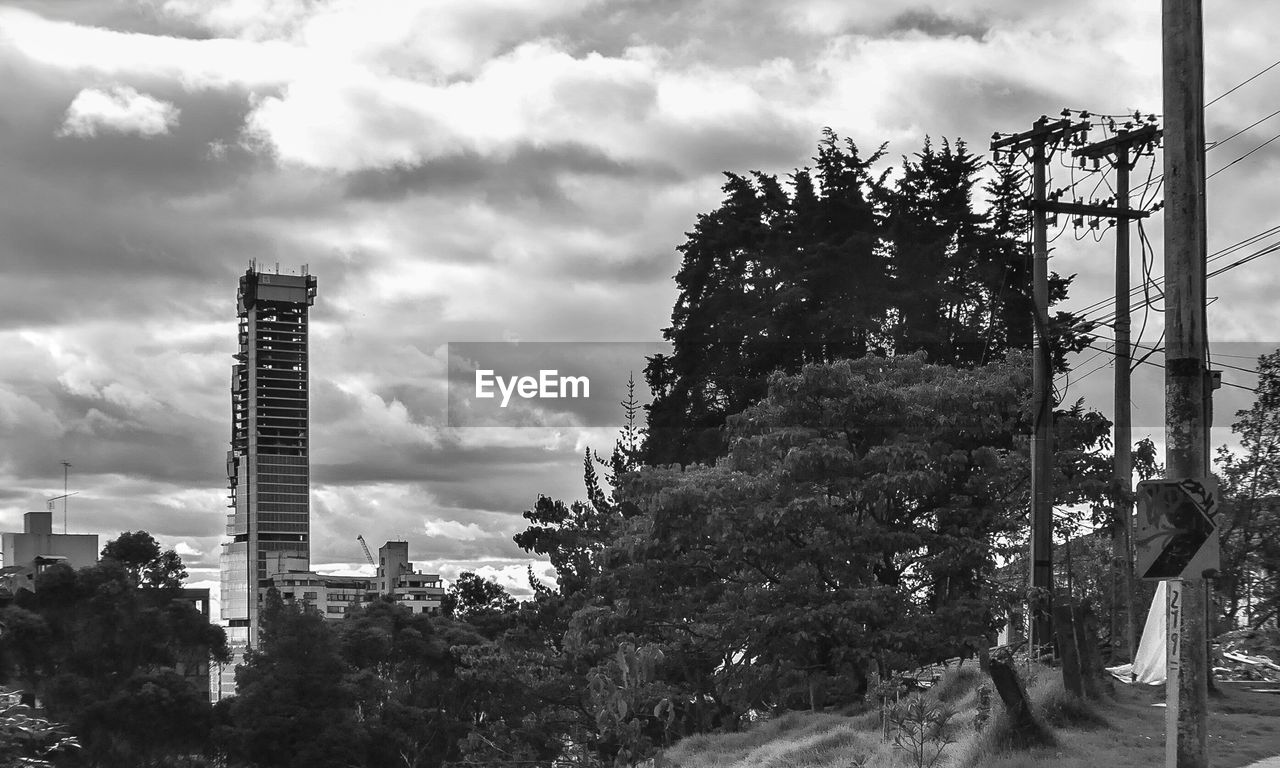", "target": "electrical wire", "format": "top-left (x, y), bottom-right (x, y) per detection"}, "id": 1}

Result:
top-left (1080, 338), bottom-right (1258, 393)
top-left (1207, 130), bottom-right (1280, 180)
top-left (1069, 223), bottom-right (1280, 324)
top-left (1207, 239), bottom-right (1280, 278)
top-left (1209, 106), bottom-right (1280, 154)
top-left (1206, 57), bottom-right (1280, 107)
